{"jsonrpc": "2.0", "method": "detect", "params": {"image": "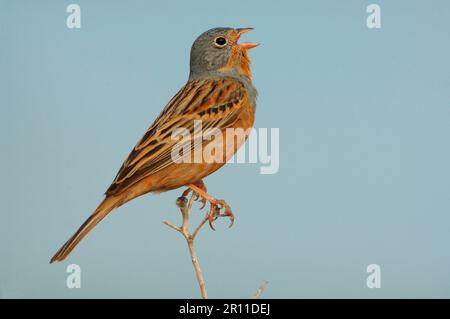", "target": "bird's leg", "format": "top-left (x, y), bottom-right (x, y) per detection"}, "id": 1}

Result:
top-left (187, 182), bottom-right (234, 230)
top-left (192, 180), bottom-right (208, 209)
top-left (181, 180), bottom-right (208, 208)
